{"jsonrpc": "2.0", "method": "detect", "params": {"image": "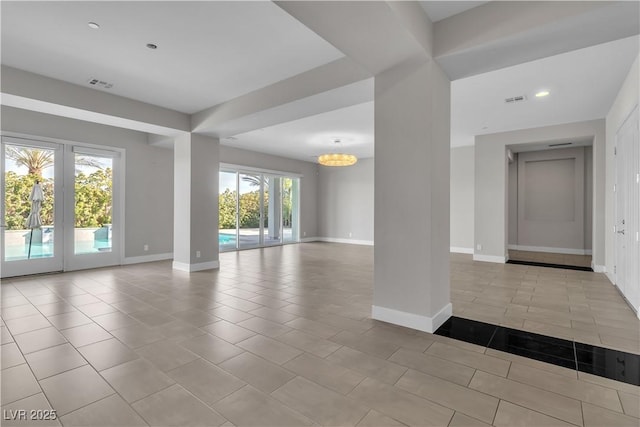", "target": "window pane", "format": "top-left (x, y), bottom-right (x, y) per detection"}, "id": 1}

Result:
top-left (283, 177), bottom-right (298, 243)
top-left (263, 176), bottom-right (281, 246)
top-left (238, 173), bottom-right (261, 249)
top-left (219, 171), bottom-right (237, 251)
top-left (74, 154), bottom-right (112, 254)
top-left (4, 144), bottom-right (55, 260)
